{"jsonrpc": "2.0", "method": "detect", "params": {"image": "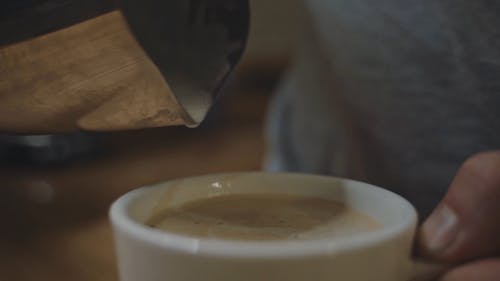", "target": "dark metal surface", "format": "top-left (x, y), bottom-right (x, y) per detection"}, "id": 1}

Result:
top-left (0, 133), bottom-right (101, 165)
top-left (0, 0), bottom-right (115, 47)
top-left (119, 0), bottom-right (250, 125)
